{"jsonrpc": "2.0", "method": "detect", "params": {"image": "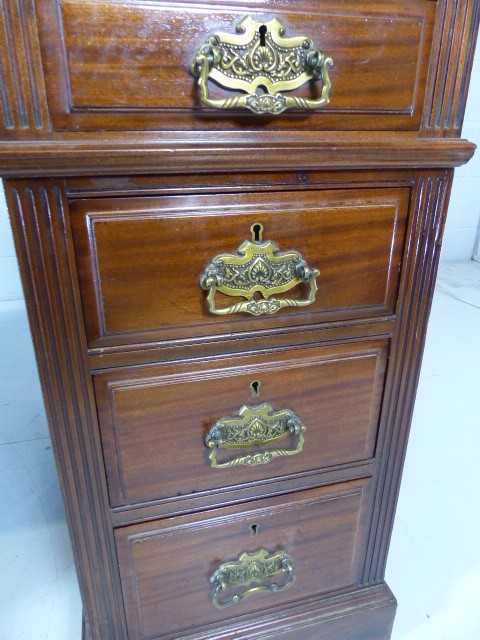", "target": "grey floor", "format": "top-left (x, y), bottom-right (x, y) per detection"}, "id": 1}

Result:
top-left (0, 261), bottom-right (479, 640)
